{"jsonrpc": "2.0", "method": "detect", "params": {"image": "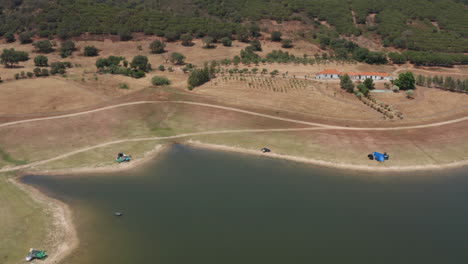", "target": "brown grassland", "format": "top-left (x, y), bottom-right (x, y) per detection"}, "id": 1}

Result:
top-left (0, 36), bottom-right (468, 264)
